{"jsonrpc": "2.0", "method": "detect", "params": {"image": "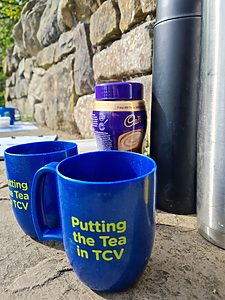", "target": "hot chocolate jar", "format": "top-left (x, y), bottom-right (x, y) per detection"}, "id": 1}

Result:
top-left (92, 82), bottom-right (147, 153)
